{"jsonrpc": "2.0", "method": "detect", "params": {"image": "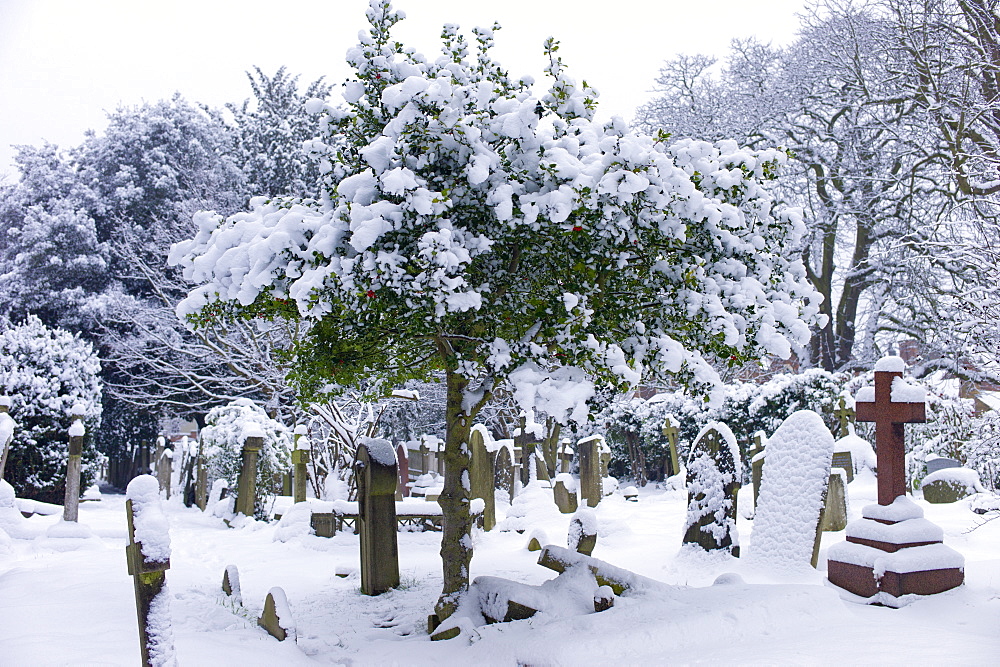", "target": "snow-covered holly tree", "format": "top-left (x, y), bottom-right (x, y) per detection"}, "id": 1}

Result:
top-left (170, 0), bottom-right (821, 624)
top-left (200, 399), bottom-right (292, 520)
top-left (0, 315), bottom-right (102, 503)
